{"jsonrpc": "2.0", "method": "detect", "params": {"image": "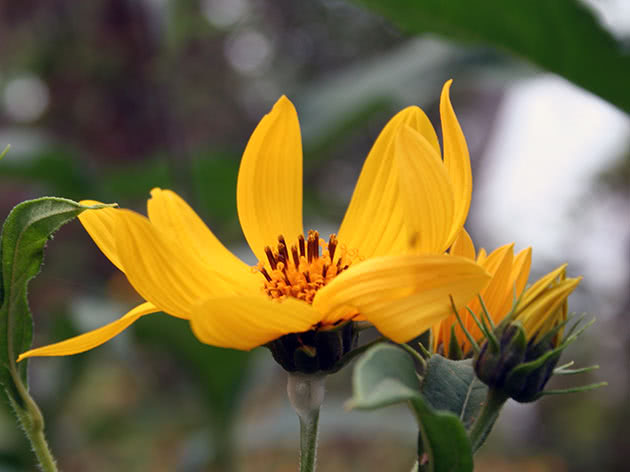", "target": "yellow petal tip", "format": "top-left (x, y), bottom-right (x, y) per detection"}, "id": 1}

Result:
top-left (273, 95), bottom-right (295, 111)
